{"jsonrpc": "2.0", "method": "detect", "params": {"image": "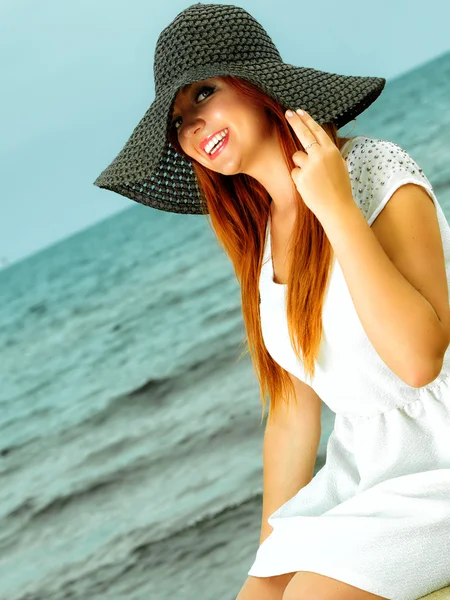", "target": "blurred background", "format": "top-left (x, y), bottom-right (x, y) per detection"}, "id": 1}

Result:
top-left (1, 1), bottom-right (450, 598)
